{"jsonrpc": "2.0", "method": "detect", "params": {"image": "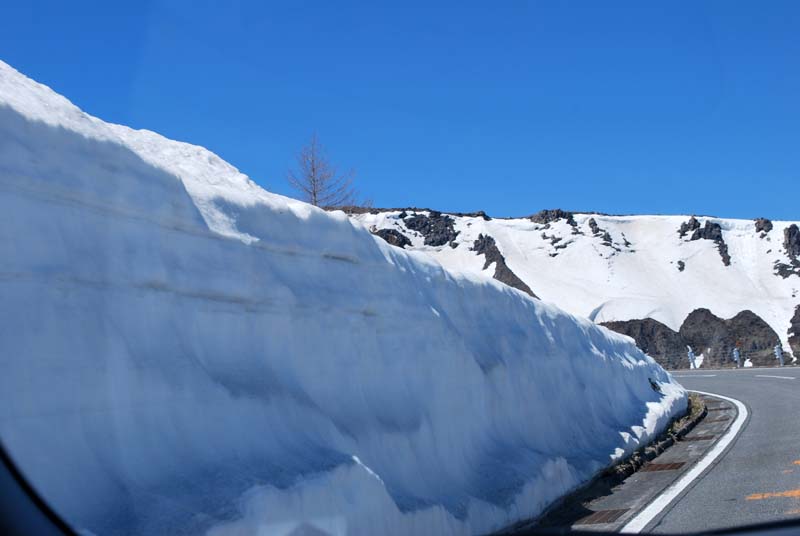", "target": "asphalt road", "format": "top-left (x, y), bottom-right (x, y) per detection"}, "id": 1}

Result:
top-left (650, 367), bottom-right (800, 534)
